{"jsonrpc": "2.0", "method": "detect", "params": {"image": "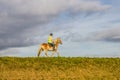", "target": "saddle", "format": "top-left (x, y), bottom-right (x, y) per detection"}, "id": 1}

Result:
top-left (48, 43), bottom-right (55, 50)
